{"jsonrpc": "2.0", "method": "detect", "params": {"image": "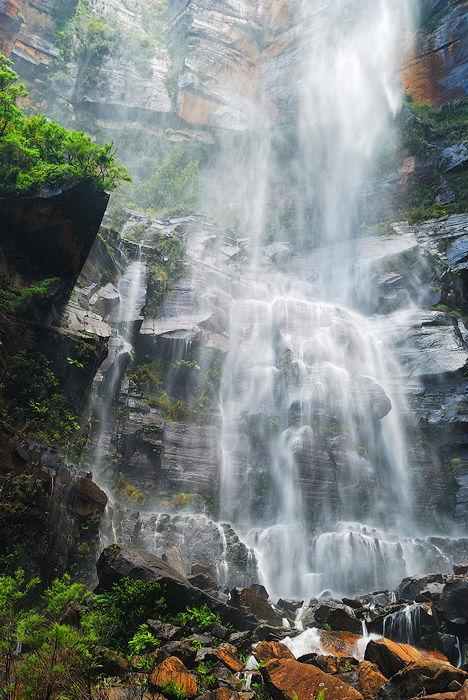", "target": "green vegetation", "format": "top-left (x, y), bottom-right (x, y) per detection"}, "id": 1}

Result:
top-left (112, 472), bottom-right (148, 506)
top-left (176, 604), bottom-right (222, 632)
top-left (144, 234), bottom-right (187, 316)
top-left (0, 571), bottom-right (173, 698)
top-left (1, 353), bottom-right (81, 443)
top-left (160, 680), bottom-right (188, 700)
top-left (0, 54), bottom-right (129, 196)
